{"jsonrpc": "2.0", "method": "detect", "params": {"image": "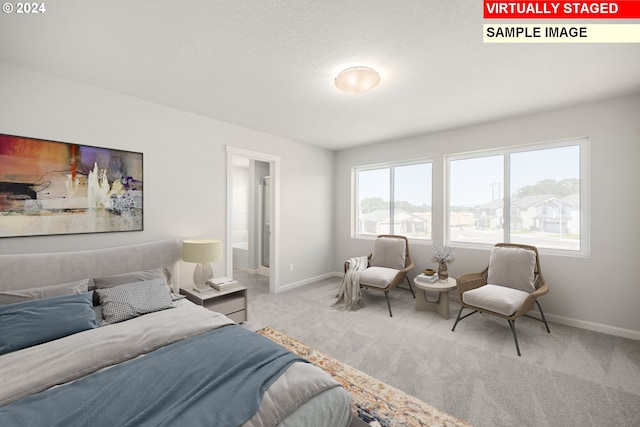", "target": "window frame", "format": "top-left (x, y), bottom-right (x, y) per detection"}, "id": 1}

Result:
top-left (352, 158), bottom-right (434, 242)
top-left (445, 137), bottom-right (590, 257)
